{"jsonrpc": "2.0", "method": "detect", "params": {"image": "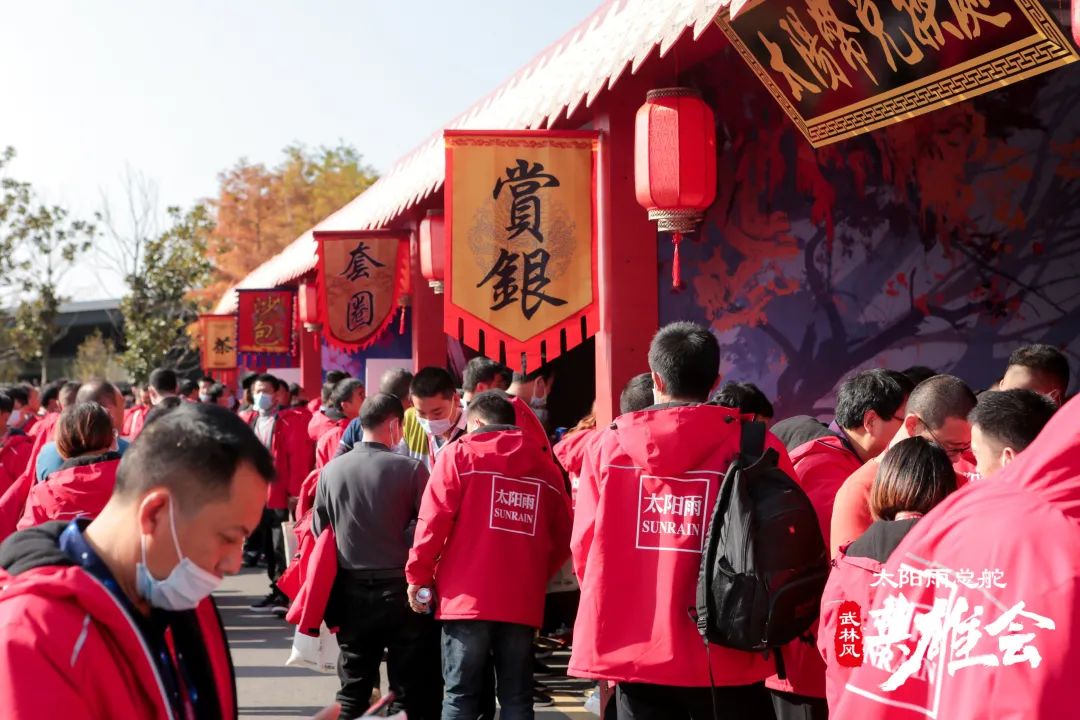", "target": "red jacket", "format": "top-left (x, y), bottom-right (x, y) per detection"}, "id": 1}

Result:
top-left (315, 420), bottom-right (349, 469)
top-left (0, 433), bottom-right (32, 496)
top-left (248, 411), bottom-right (313, 510)
top-left (569, 404), bottom-right (796, 687)
top-left (766, 432), bottom-right (866, 698)
top-left (27, 411), bottom-right (58, 442)
top-left (834, 396), bottom-right (1080, 720)
top-left (407, 426), bottom-right (572, 629)
top-left (284, 525), bottom-right (338, 637)
top-left (17, 454), bottom-right (121, 530)
top-left (817, 519), bottom-right (921, 711)
top-left (510, 396), bottom-right (552, 455)
top-left (308, 409), bottom-right (338, 444)
top-left (122, 405), bottom-right (149, 440)
top-left (553, 428), bottom-right (599, 508)
top-left (0, 429), bottom-right (55, 543)
top-left (0, 525), bottom-right (236, 719)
